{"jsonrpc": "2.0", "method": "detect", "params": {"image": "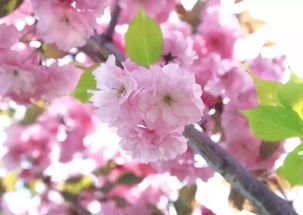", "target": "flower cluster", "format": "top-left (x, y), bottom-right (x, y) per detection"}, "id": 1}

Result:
top-left (31, 0), bottom-right (108, 51)
top-left (3, 97), bottom-right (96, 175)
top-left (190, 0), bottom-right (286, 171)
top-left (91, 55), bottom-right (205, 162)
top-left (0, 24), bottom-right (80, 104)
